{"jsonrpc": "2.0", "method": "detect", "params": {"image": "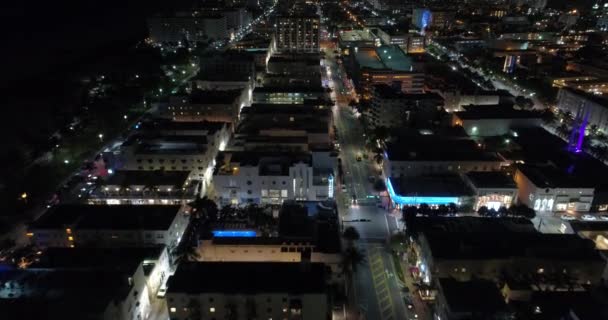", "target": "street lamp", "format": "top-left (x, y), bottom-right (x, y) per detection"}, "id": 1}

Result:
top-left (98, 133), bottom-right (104, 141)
